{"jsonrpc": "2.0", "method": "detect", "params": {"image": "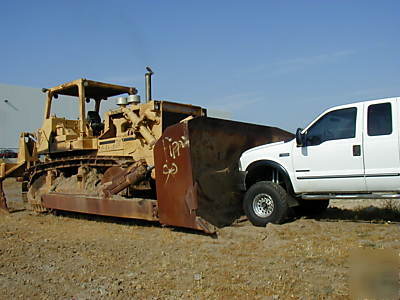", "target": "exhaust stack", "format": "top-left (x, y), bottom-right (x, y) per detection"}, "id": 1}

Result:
top-left (145, 67), bottom-right (154, 103)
